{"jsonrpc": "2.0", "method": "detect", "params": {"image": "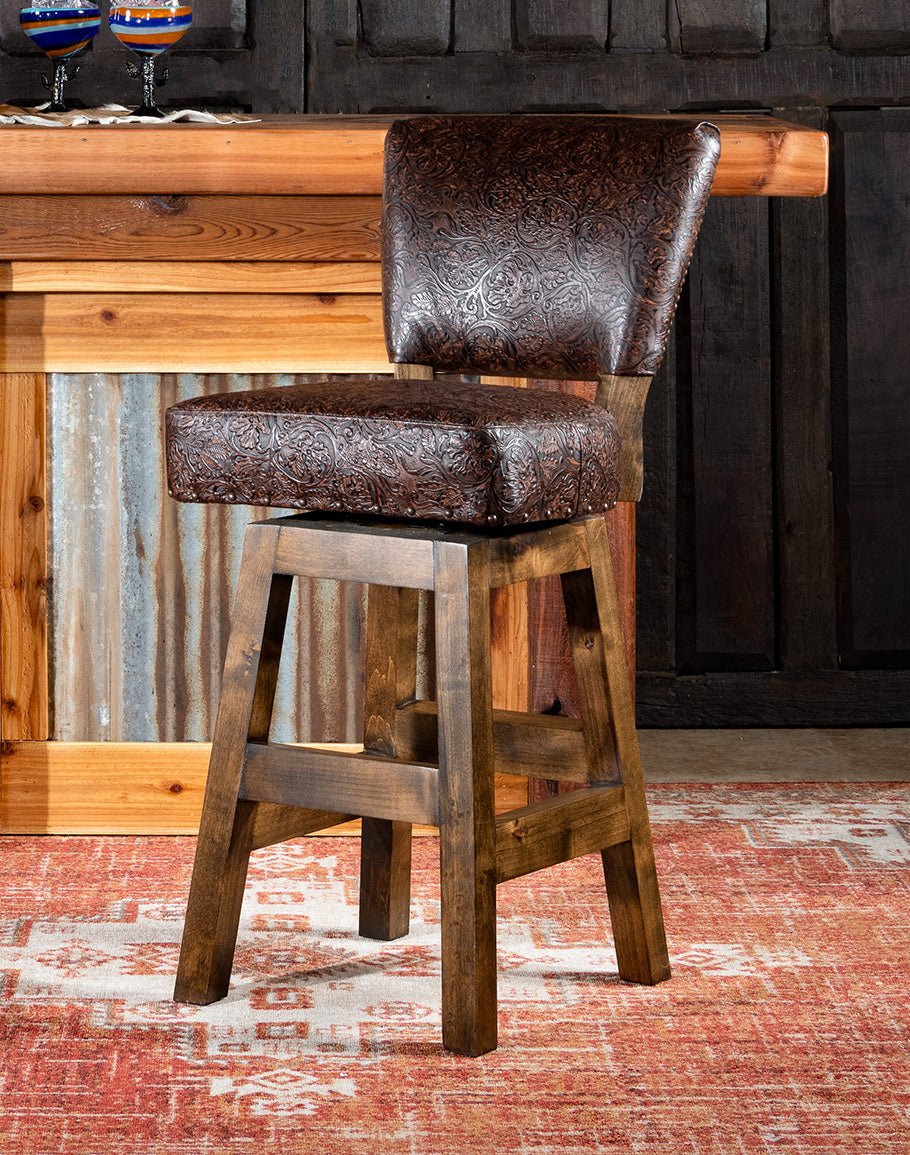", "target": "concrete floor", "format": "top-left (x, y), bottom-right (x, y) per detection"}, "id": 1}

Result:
top-left (640, 729), bottom-right (910, 782)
